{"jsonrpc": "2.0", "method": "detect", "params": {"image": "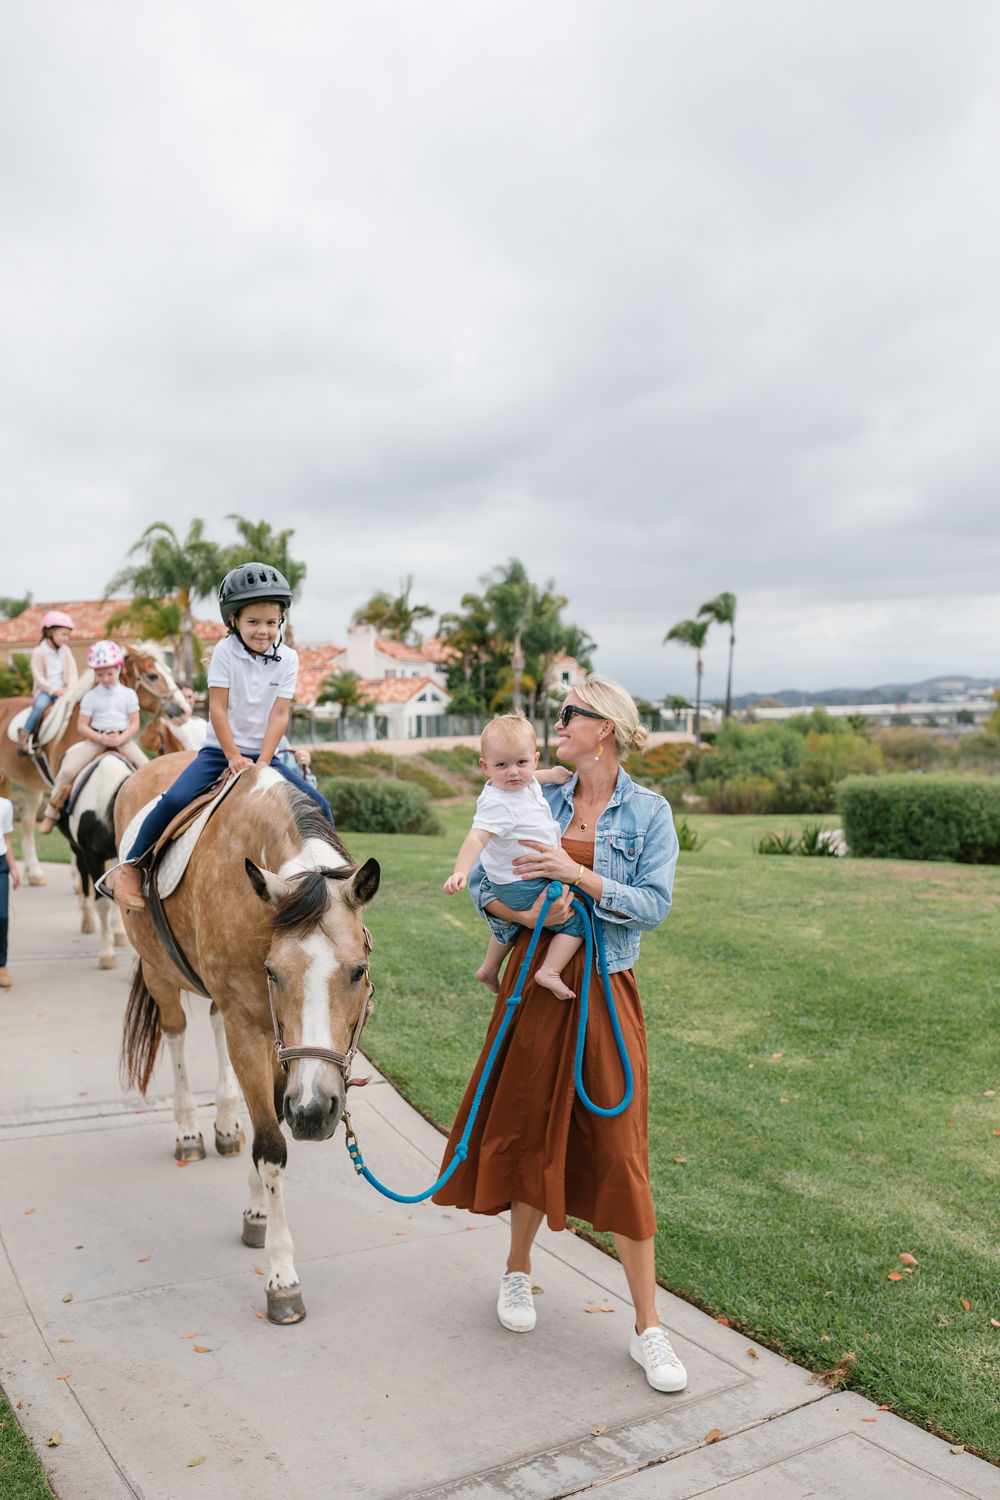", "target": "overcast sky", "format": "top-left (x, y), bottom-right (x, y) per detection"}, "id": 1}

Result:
top-left (3, 1), bottom-right (998, 702)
